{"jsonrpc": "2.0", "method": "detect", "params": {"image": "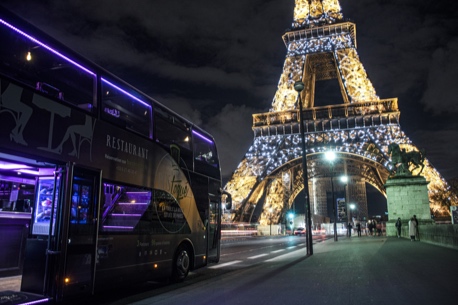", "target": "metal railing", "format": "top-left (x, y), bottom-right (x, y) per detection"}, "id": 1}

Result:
top-left (253, 99), bottom-right (398, 128)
